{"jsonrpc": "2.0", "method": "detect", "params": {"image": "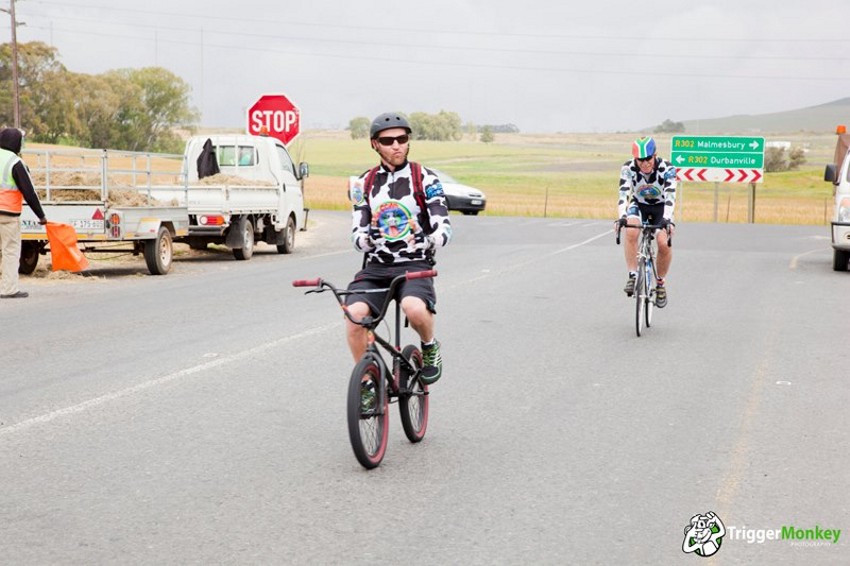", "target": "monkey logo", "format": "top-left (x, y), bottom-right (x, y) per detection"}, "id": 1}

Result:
top-left (683, 511), bottom-right (726, 557)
